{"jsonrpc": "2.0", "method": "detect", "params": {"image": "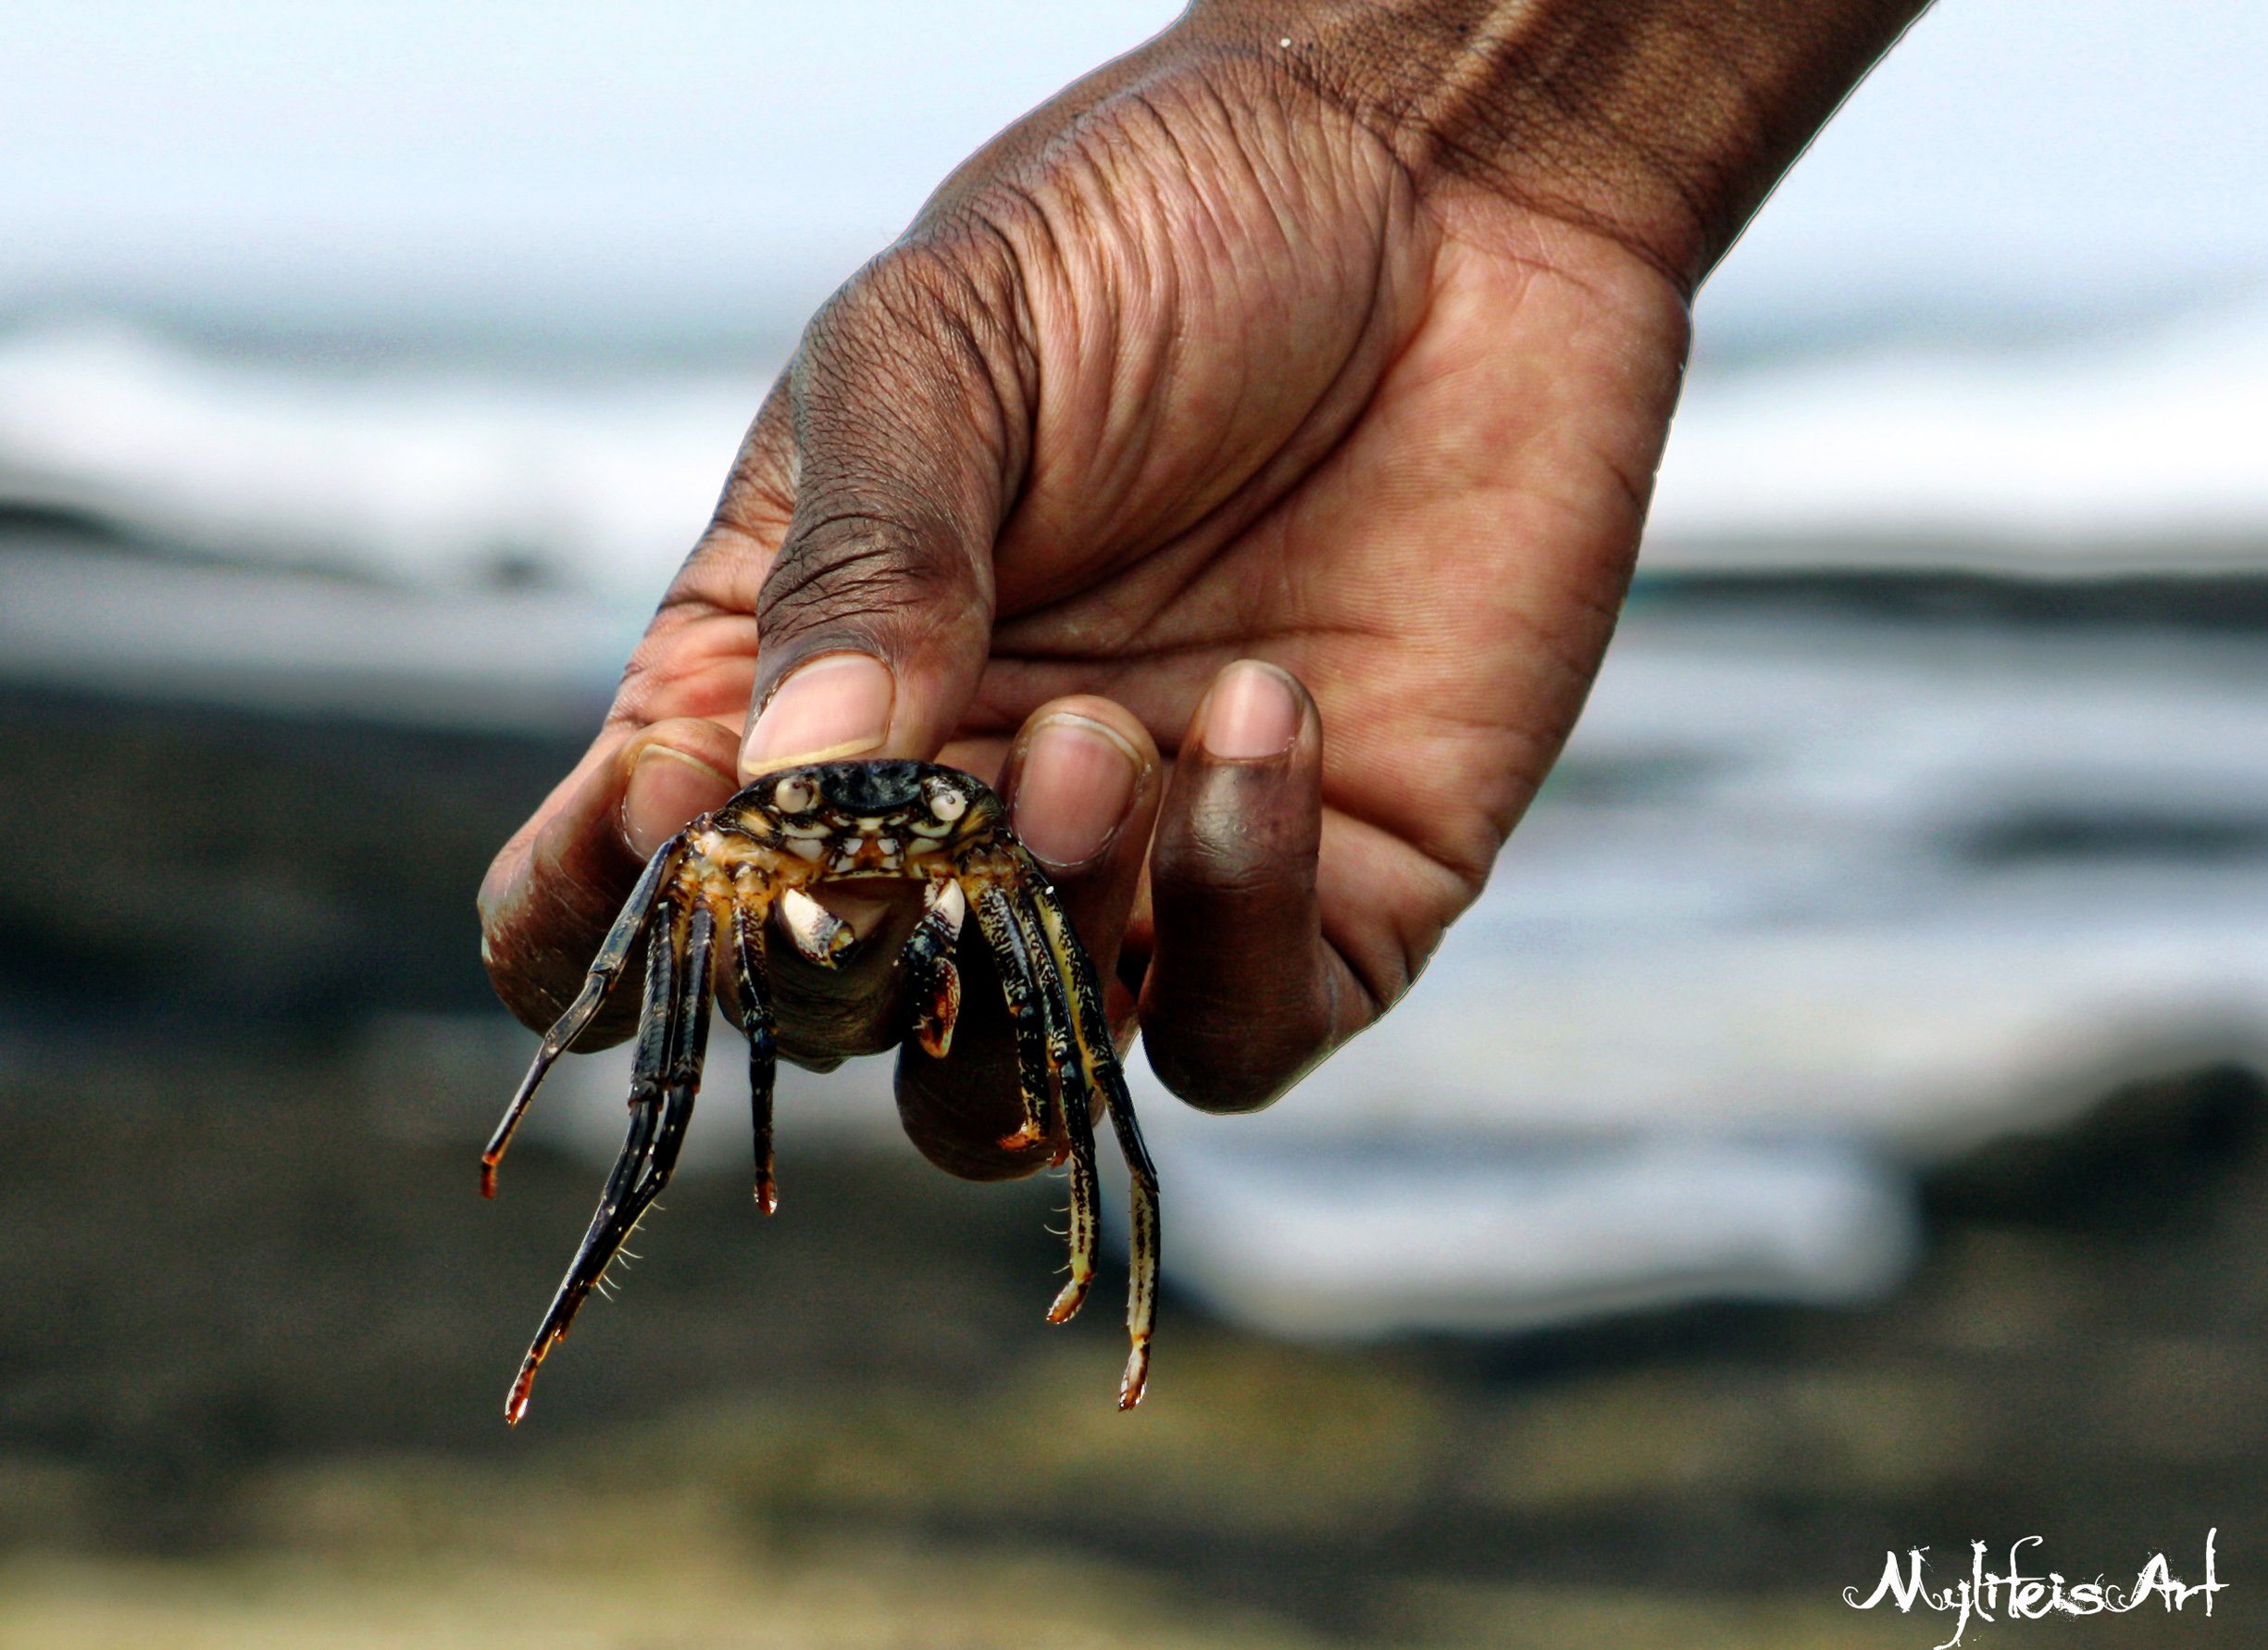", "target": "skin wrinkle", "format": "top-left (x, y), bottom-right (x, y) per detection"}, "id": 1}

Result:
top-left (1313, 837), bottom-right (1441, 1014)
top-left (991, 79), bottom-right (1422, 617)
top-left (680, 514), bottom-right (784, 609)
top-left (1182, 71), bottom-right (1304, 260)
top-left (1321, 781), bottom-right (1497, 906)
top-left (704, 494), bottom-right (793, 576)
top-left (1358, 297), bottom-right (1665, 606)
top-left (610, 619), bottom-right (761, 728)
top-left (1512, 272), bottom-right (1684, 526)
top-left (999, 612), bottom-right (1412, 671)
top-left (1256, 23), bottom-right (1652, 263)
top-left (1327, 762), bottom-right (1525, 895)
top-left (1588, 427), bottom-right (1658, 523)
top-left (1018, 220), bottom-right (1411, 657)
top-left (785, 256), bottom-right (1024, 556)
top-left (881, 243), bottom-right (1037, 492)
top-left (1121, 88), bottom-right (1202, 200)
top-left (952, 205), bottom-right (1053, 475)
top-left (1636, 15), bottom-right (1758, 232)
top-left (1051, 177), bottom-right (1179, 575)
top-left (760, 519), bottom-right (961, 611)
top-left (983, 649), bottom-right (1458, 864)
top-left (794, 279), bottom-right (1013, 489)
top-left (482, 0), bottom-right (1930, 1129)
top-left (1115, 99), bottom-right (1257, 494)
top-left (1210, 0), bottom-right (1925, 287)
top-left (762, 574), bottom-right (984, 671)
top-left (1140, 614), bottom-right (1510, 884)
top-left (982, 462), bottom-right (1553, 858)
top-left (978, 179), bottom-right (1151, 578)
top-left (1060, 238), bottom-right (1211, 554)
